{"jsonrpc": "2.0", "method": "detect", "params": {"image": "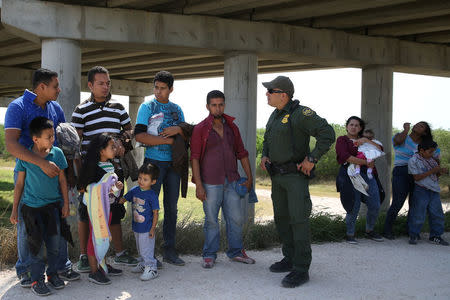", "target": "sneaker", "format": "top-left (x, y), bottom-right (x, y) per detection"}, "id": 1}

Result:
top-left (269, 257), bottom-right (293, 273)
top-left (281, 271), bottom-right (309, 288)
top-left (231, 250), bottom-right (255, 264)
top-left (202, 258), bottom-right (215, 269)
top-left (346, 235), bottom-right (358, 244)
top-left (106, 264), bottom-right (123, 276)
top-left (131, 264), bottom-right (145, 273)
top-left (76, 255), bottom-right (90, 273)
top-left (19, 272), bottom-right (32, 288)
top-left (113, 251), bottom-right (139, 266)
top-left (47, 274), bottom-right (65, 290)
top-left (31, 280), bottom-right (51, 296)
top-left (156, 257), bottom-right (163, 269)
top-left (382, 232), bottom-right (395, 240)
top-left (409, 236), bottom-right (418, 245)
top-left (429, 236), bottom-right (449, 246)
top-left (58, 269), bottom-right (81, 281)
top-left (140, 266), bottom-right (158, 281)
top-left (366, 231), bottom-right (384, 242)
top-left (163, 249), bottom-right (185, 266)
top-left (88, 270), bottom-right (111, 285)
